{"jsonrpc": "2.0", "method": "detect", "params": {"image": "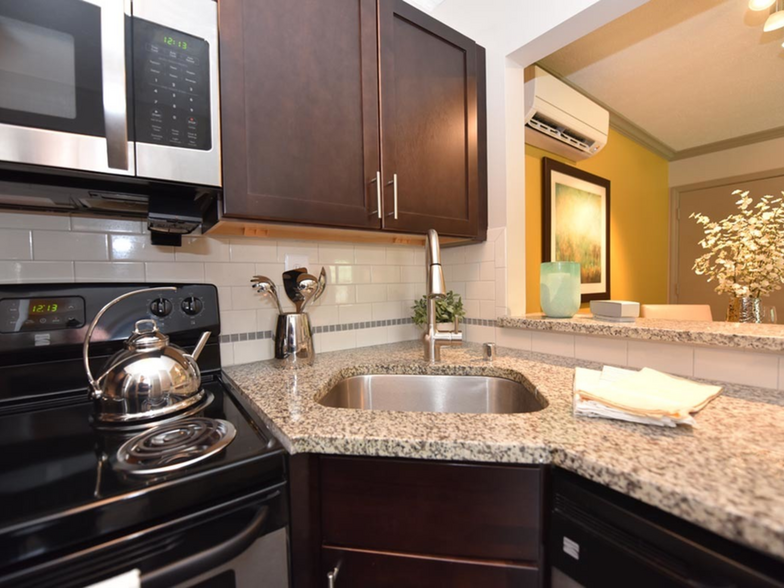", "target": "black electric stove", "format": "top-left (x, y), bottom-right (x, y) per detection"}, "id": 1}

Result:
top-left (0, 284), bottom-right (288, 588)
